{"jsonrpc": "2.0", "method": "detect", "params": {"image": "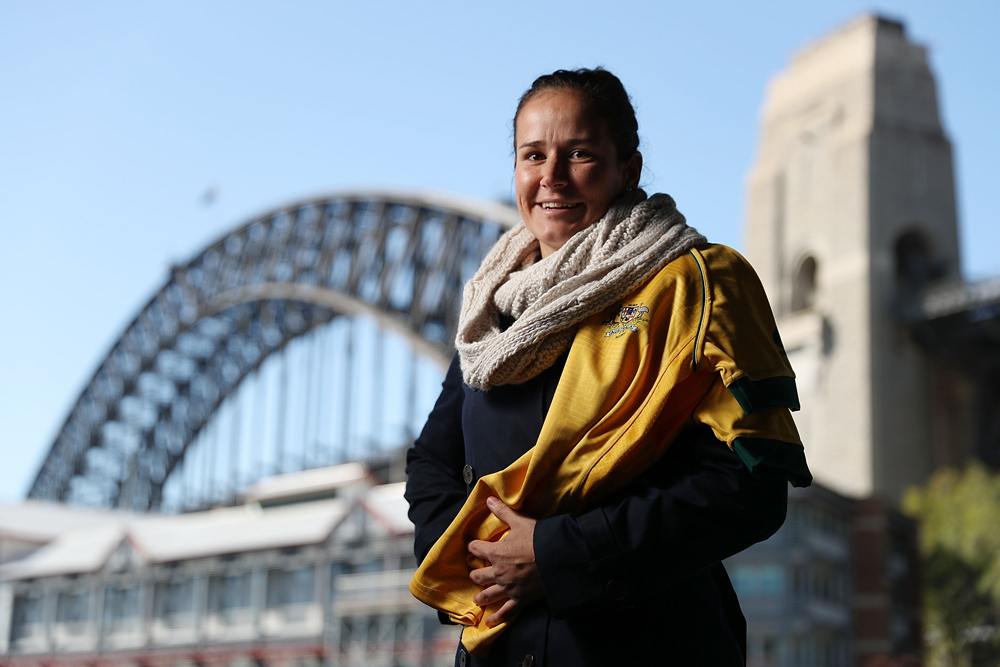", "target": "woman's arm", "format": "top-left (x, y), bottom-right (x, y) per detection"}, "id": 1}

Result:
top-left (404, 354), bottom-right (469, 563)
top-left (532, 424), bottom-right (788, 617)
